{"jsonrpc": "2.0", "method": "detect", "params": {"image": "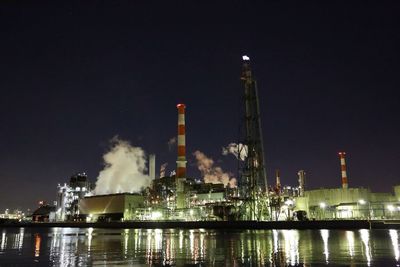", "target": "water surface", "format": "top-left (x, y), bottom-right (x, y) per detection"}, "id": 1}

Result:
top-left (0, 227), bottom-right (399, 266)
